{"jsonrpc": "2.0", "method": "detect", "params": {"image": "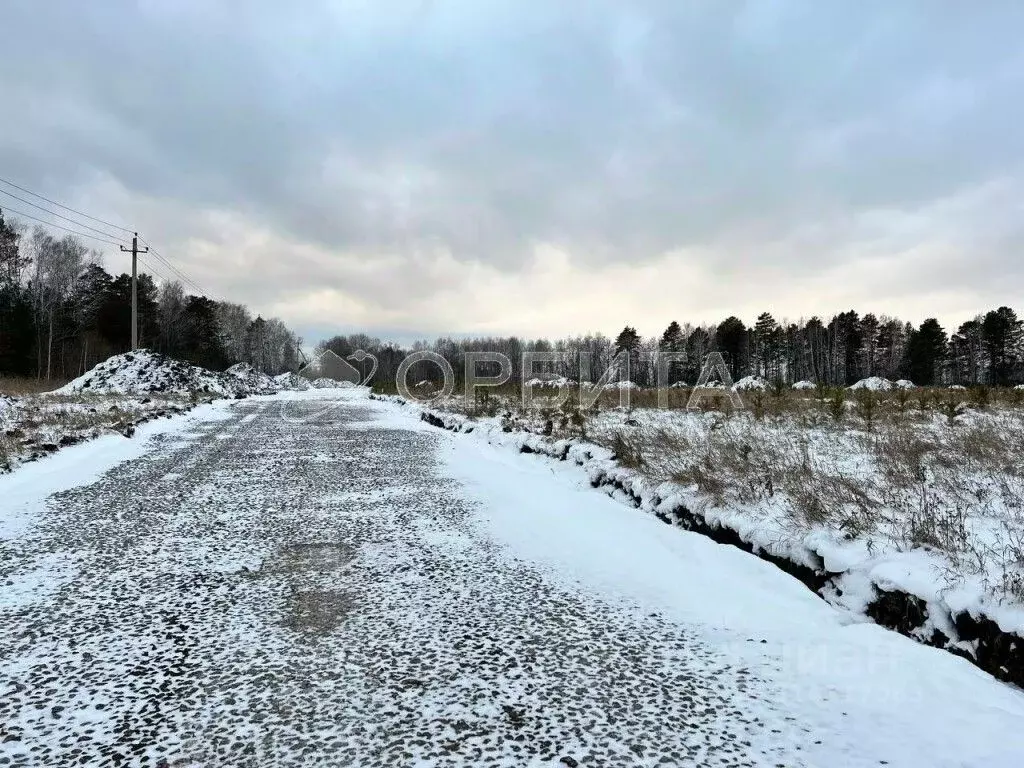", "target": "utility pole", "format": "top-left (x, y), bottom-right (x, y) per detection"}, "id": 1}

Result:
top-left (120, 232), bottom-right (149, 351)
